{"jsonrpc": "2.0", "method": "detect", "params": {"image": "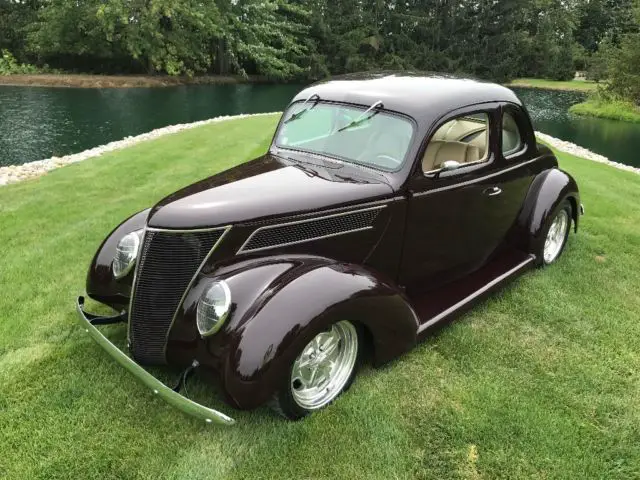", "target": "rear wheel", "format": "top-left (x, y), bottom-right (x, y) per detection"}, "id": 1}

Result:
top-left (271, 320), bottom-right (361, 420)
top-left (539, 201), bottom-right (572, 265)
